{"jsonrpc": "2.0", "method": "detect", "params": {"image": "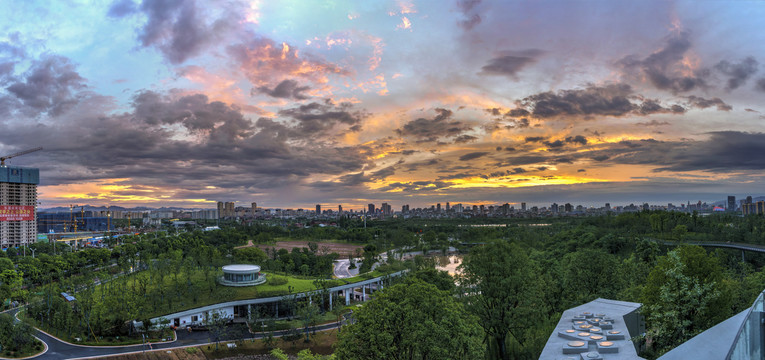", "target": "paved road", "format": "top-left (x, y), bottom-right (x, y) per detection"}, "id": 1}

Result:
top-left (2, 307), bottom-right (344, 360)
top-left (333, 246), bottom-right (457, 279)
top-left (333, 258), bottom-right (361, 278)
